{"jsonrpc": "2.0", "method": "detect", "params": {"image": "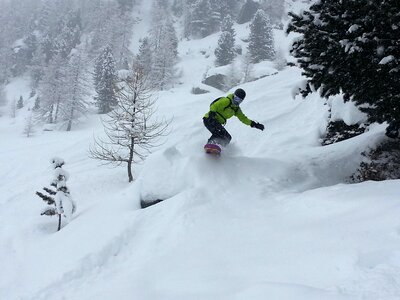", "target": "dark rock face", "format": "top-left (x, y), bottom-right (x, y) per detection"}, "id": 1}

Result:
top-left (237, 0), bottom-right (260, 24)
top-left (202, 74), bottom-right (227, 91)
